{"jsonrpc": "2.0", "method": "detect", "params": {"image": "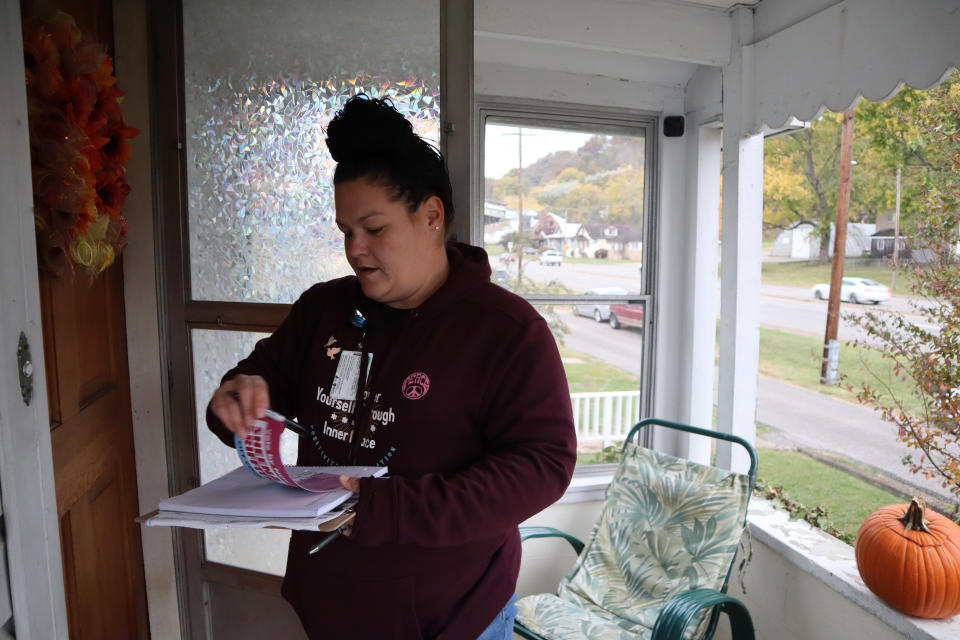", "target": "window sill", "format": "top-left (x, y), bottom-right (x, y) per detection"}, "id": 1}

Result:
top-left (746, 498), bottom-right (960, 640)
top-left (557, 464), bottom-right (616, 503)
